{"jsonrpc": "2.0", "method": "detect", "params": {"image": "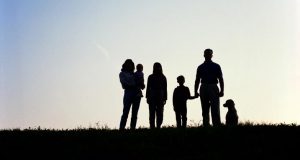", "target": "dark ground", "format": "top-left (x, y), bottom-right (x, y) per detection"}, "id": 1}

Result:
top-left (1, 125), bottom-right (300, 160)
